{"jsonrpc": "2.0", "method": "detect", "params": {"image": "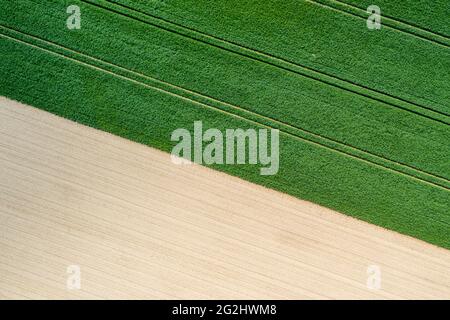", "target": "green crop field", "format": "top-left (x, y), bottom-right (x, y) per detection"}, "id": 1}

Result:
top-left (336, 0), bottom-right (450, 38)
top-left (1, 0), bottom-right (449, 248)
